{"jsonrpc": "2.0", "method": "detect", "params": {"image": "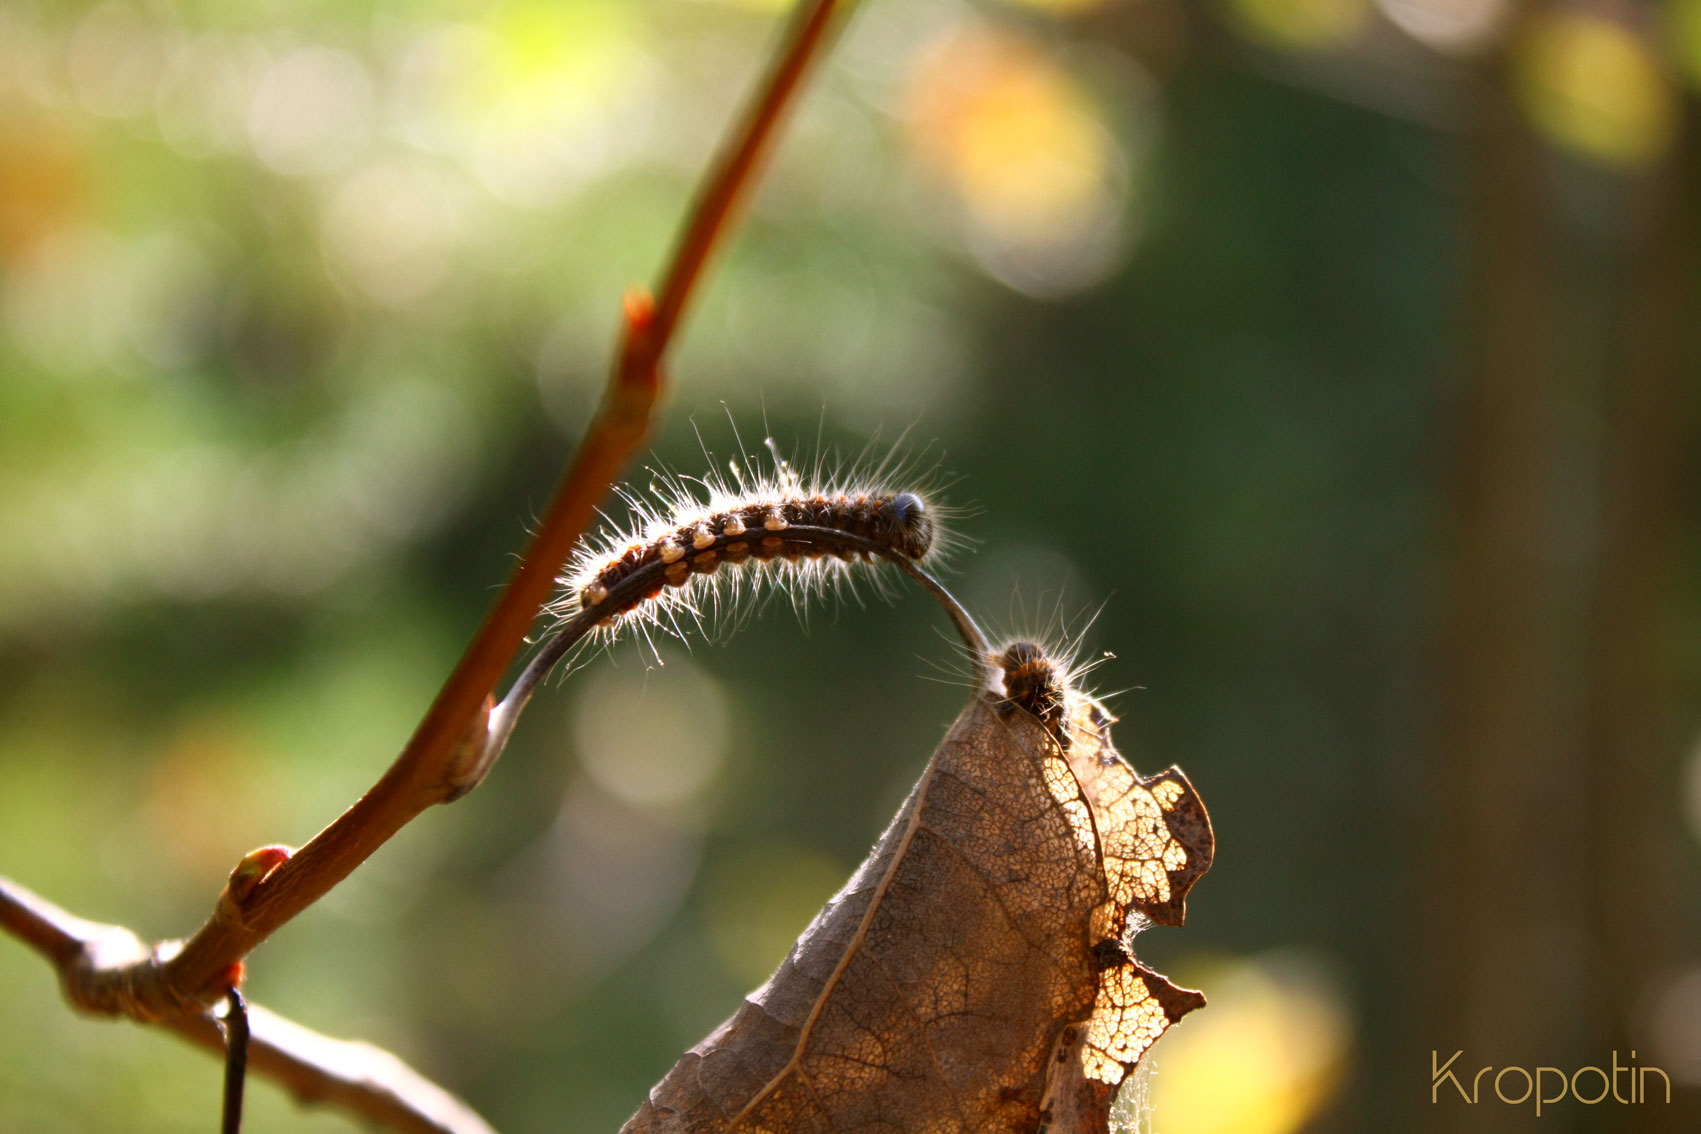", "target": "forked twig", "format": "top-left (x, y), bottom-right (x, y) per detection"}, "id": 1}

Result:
top-left (0, 877), bottom-right (495, 1134)
top-left (0, 1), bottom-right (855, 1127)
